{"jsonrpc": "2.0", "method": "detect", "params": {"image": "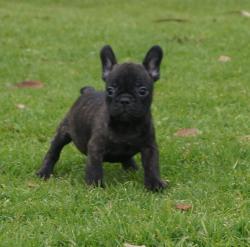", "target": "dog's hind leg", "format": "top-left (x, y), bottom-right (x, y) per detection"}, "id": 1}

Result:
top-left (121, 157), bottom-right (138, 171)
top-left (37, 121), bottom-right (71, 179)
